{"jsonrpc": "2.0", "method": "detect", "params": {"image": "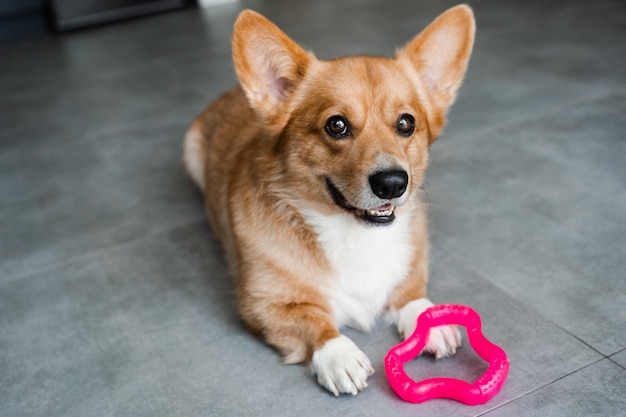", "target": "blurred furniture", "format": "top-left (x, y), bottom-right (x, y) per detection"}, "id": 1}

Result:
top-left (49, 0), bottom-right (189, 31)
